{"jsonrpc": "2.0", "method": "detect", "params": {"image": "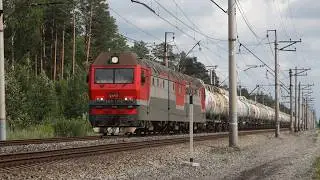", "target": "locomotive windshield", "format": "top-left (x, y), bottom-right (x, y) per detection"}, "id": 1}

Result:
top-left (95, 68), bottom-right (134, 84)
